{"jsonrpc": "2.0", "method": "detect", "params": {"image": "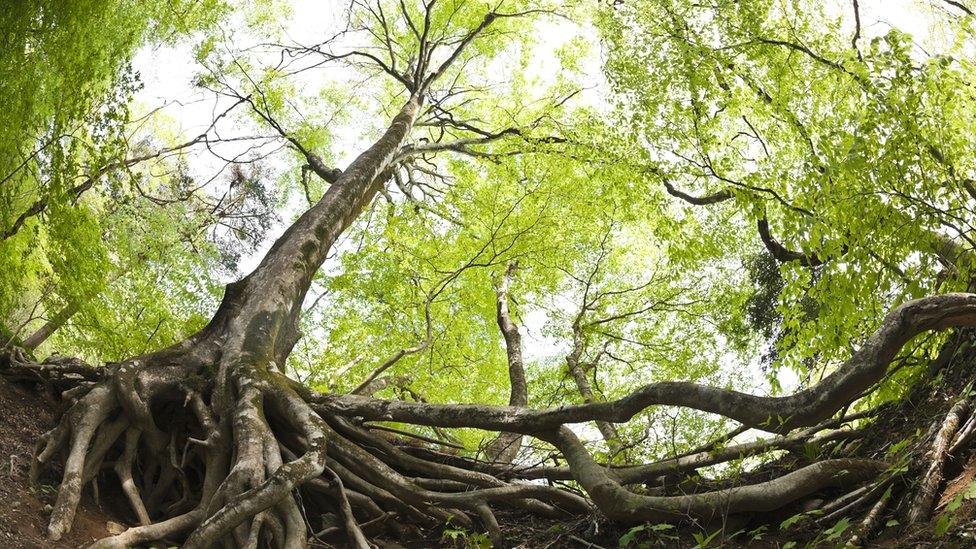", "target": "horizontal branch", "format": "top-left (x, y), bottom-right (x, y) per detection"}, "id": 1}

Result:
top-left (305, 293), bottom-right (976, 434)
top-left (757, 218), bottom-right (830, 267)
top-left (662, 179), bottom-right (732, 205)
